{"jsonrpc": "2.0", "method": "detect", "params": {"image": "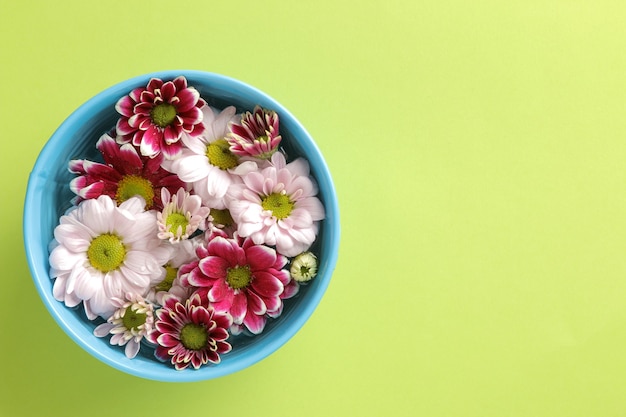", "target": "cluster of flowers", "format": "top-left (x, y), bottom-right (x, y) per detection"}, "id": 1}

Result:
top-left (49, 76), bottom-right (324, 370)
